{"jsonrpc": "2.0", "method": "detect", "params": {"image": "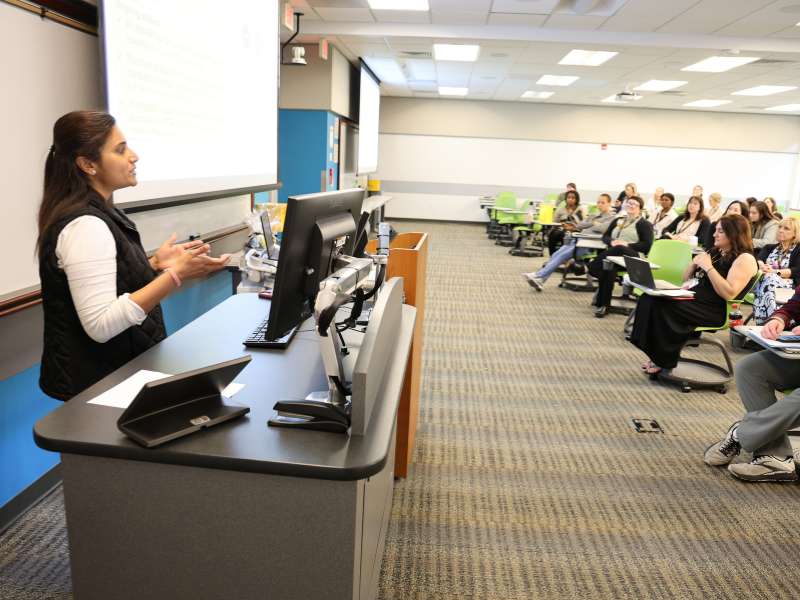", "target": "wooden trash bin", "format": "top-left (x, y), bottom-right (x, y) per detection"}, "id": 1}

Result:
top-left (367, 232), bottom-right (428, 478)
